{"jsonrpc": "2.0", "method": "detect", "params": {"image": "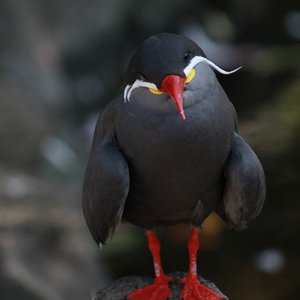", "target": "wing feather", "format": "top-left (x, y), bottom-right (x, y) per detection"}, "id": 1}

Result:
top-left (82, 101), bottom-right (129, 245)
top-left (218, 133), bottom-right (266, 230)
